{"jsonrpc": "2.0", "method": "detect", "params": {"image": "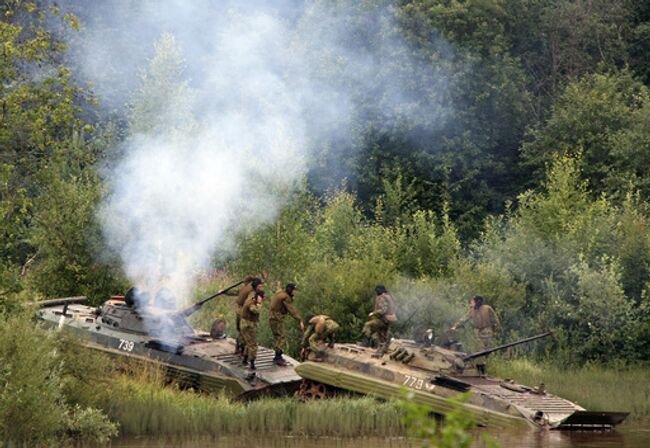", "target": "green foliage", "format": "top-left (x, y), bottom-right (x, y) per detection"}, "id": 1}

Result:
top-left (0, 312), bottom-right (66, 444)
top-left (102, 374), bottom-right (404, 437)
top-left (128, 32), bottom-right (196, 136)
top-left (0, 312), bottom-right (117, 445)
top-left (470, 155), bottom-right (648, 361)
top-left (0, 164), bottom-right (31, 300)
top-left (26, 154), bottom-right (126, 302)
top-left (0, 3), bottom-right (125, 304)
top-left (523, 71), bottom-right (650, 198)
top-left (230, 189), bottom-right (464, 349)
top-left (400, 391), bottom-right (496, 448)
top-left (396, 208), bottom-right (461, 278)
top-left (64, 405), bottom-right (118, 445)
